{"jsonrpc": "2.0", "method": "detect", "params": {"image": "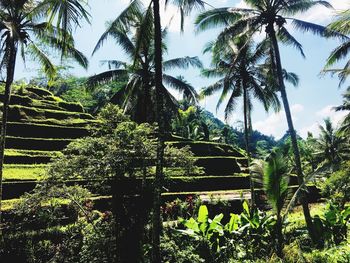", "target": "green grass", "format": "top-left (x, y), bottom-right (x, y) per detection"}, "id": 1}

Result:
top-left (5, 149), bottom-right (61, 157)
top-left (8, 104), bottom-right (93, 120)
top-left (3, 164), bottom-right (46, 181)
top-left (1, 198), bottom-right (22, 211)
top-left (22, 117), bottom-right (99, 127)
